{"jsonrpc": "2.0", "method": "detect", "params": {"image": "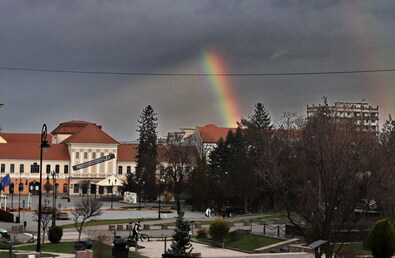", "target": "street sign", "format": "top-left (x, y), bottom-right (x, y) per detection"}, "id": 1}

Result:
top-left (72, 153), bottom-right (115, 171)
